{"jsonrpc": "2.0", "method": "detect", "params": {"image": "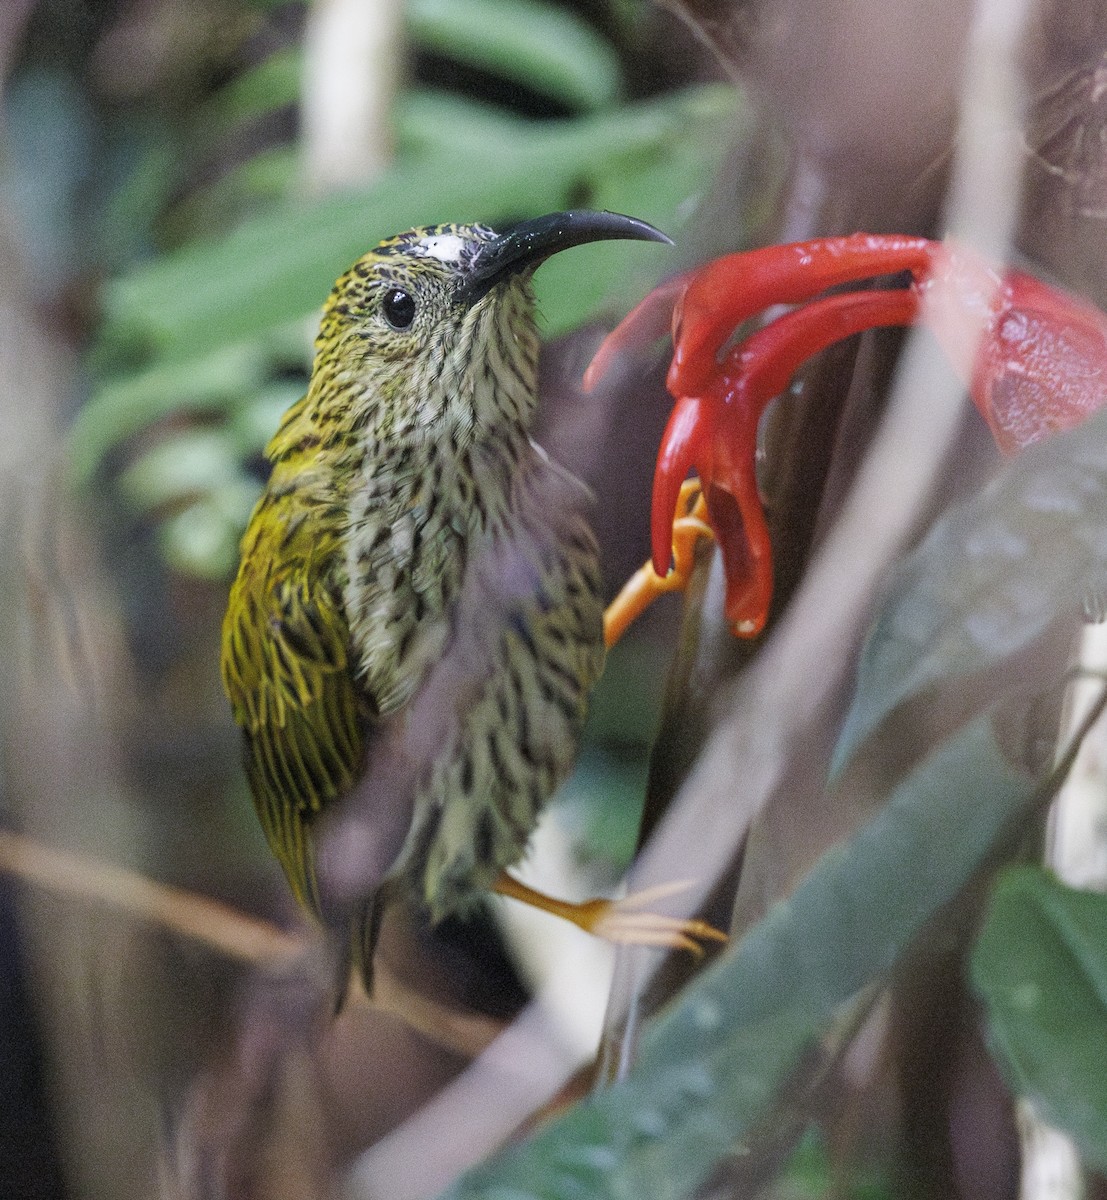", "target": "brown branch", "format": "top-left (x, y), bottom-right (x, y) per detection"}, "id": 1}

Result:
top-left (0, 830), bottom-right (504, 1059)
top-left (0, 830), bottom-right (304, 966)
